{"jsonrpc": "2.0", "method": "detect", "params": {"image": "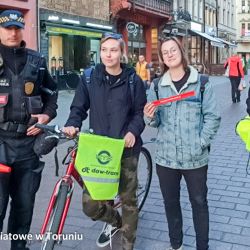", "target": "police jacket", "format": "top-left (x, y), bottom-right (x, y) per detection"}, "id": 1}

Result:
top-left (0, 41), bottom-right (58, 136)
top-left (65, 63), bottom-right (147, 157)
